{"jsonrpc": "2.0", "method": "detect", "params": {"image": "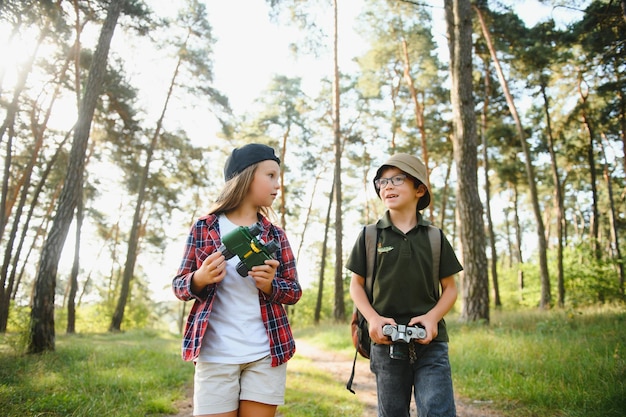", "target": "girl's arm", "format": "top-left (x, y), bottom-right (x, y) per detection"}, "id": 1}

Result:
top-left (172, 221), bottom-right (224, 301)
top-left (260, 230), bottom-right (301, 305)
